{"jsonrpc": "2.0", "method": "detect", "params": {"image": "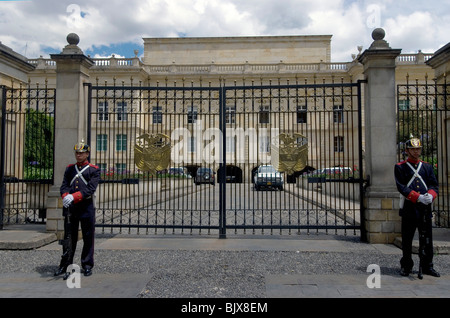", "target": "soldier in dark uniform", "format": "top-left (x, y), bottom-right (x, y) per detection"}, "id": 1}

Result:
top-left (54, 141), bottom-right (100, 279)
top-left (394, 137), bottom-right (439, 278)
